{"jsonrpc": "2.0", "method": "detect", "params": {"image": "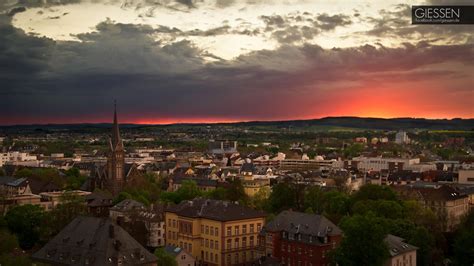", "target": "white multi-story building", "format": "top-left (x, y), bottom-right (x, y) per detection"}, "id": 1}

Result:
top-left (352, 156), bottom-right (420, 172)
top-left (395, 131), bottom-right (410, 144)
top-left (0, 151), bottom-right (38, 167)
